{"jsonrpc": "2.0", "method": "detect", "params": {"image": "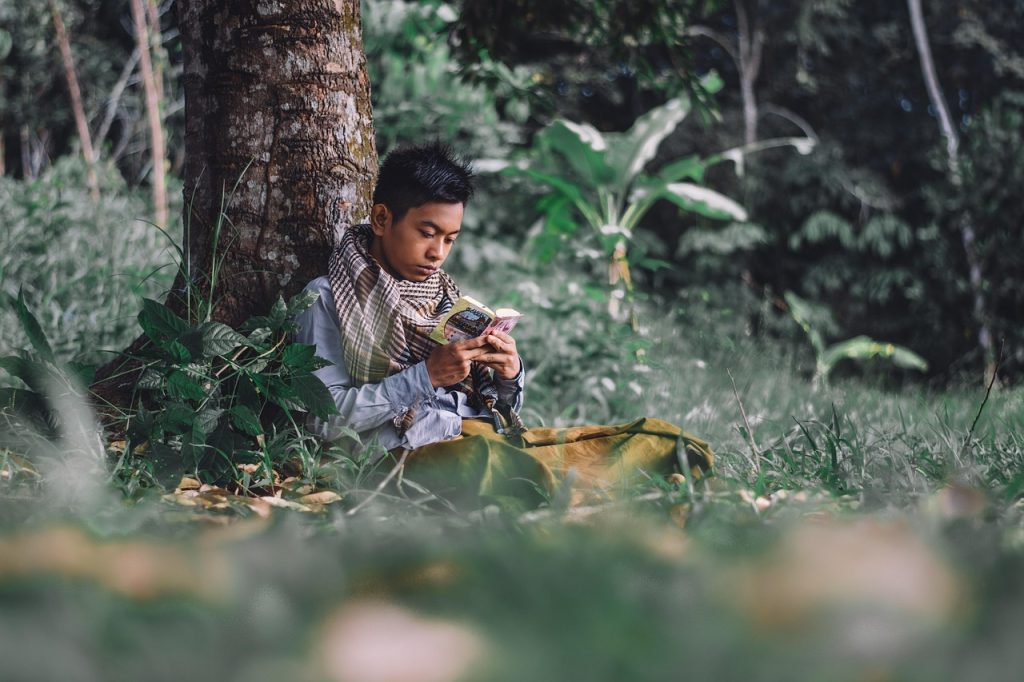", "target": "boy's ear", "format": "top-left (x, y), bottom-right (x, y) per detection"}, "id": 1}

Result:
top-left (370, 204), bottom-right (390, 236)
